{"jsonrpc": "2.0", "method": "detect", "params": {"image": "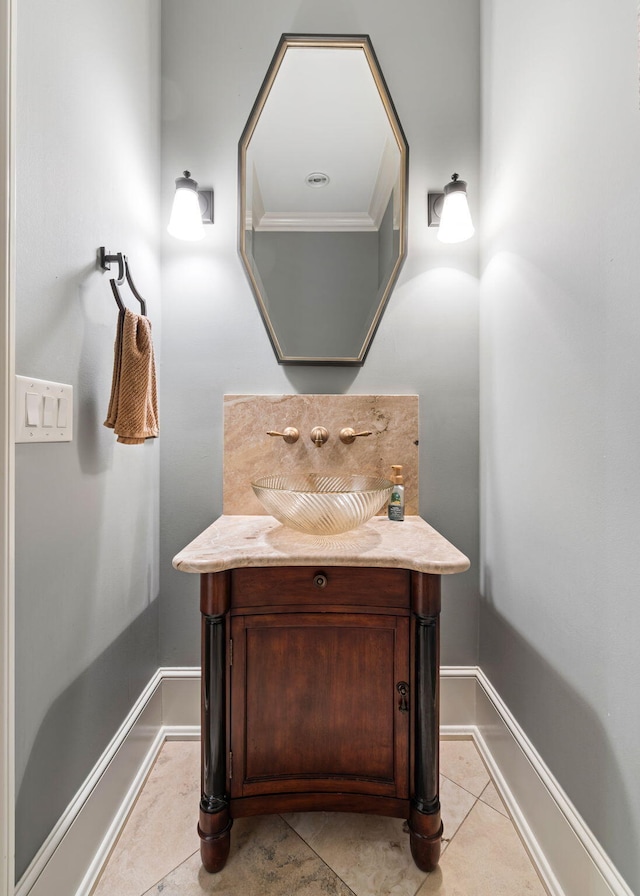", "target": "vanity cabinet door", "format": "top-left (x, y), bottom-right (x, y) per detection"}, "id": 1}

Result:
top-left (229, 611), bottom-right (410, 800)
